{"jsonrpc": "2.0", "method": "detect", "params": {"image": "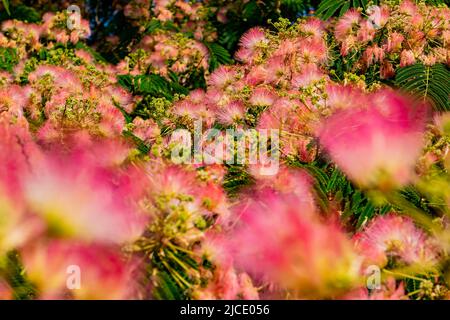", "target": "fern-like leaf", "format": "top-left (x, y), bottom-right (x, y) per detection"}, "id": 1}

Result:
top-left (316, 0), bottom-right (376, 19)
top-left (117, 73), bottom-right (189, 100)
top-left (395, 63), bottom-right (450, 112)
top-left (206, 42), bottom-right (233, 72)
